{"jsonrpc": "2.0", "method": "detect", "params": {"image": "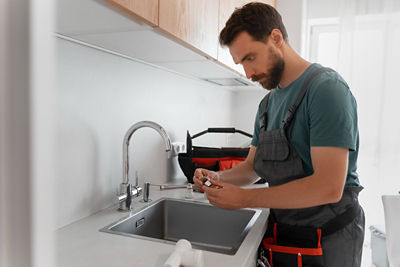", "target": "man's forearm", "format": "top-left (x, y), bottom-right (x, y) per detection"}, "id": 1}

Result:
top-left (239, 146), bottom-right (348, 209)
top-left (243, 172), bottom-right (345, 209)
